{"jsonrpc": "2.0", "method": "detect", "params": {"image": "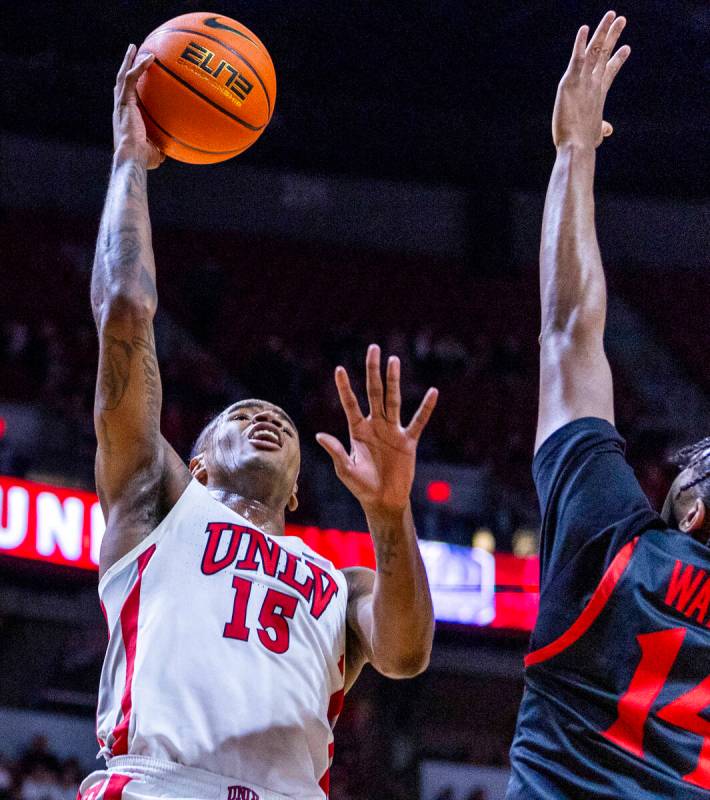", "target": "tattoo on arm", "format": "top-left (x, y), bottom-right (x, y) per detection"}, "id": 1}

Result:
top-left (375, 531), bottom-right (398, 577)
top-left (99, 336), bottom-right (132, 410)
top-left (131, 317), bottom-right (161, 440)
top-left (92, 160), bottom-right (155, 324)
